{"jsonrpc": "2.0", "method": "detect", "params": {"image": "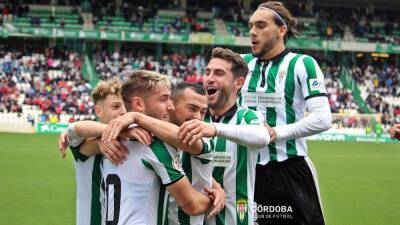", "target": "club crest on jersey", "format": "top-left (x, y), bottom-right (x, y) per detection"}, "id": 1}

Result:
top-left (278, 69), bottom-right (286, 83)
top-left (236, 199), bottom-right (248, 223)
top-left (173, 155), bottom-right (182, 171)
